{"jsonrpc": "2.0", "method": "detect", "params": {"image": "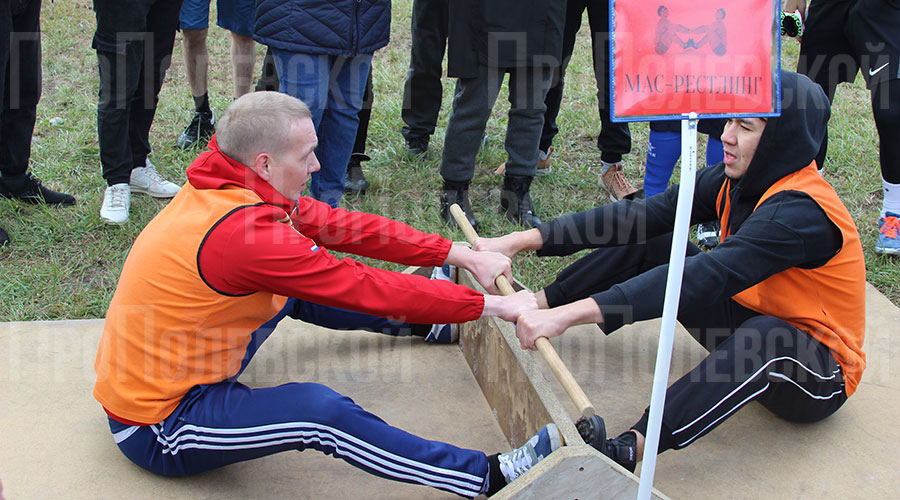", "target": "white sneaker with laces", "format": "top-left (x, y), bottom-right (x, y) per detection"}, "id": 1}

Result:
top-left (130, 159), bottom-right (181, 198)
top-left (497, 423), bottom-right (562, 484)
top-left (100, 183), bottom-right (131, 225)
